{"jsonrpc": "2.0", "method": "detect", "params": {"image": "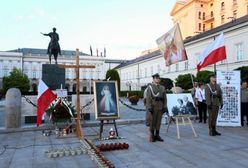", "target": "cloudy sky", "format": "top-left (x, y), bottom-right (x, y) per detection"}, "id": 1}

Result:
top-left (0, 0), bottom-right (176, 60)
